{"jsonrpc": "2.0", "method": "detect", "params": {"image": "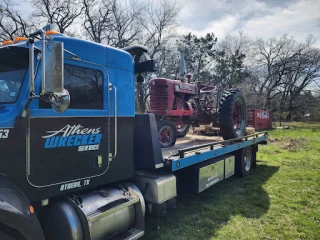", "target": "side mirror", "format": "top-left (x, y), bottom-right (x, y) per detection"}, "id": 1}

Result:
top-left (28, 28), bottom-right (70, 114)
top-left (45, 41), bottom-right (64, 94)
top-left (51, 89), bottom-right (70, 113)
top-left (44, 41), bottom-right (70, 113)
